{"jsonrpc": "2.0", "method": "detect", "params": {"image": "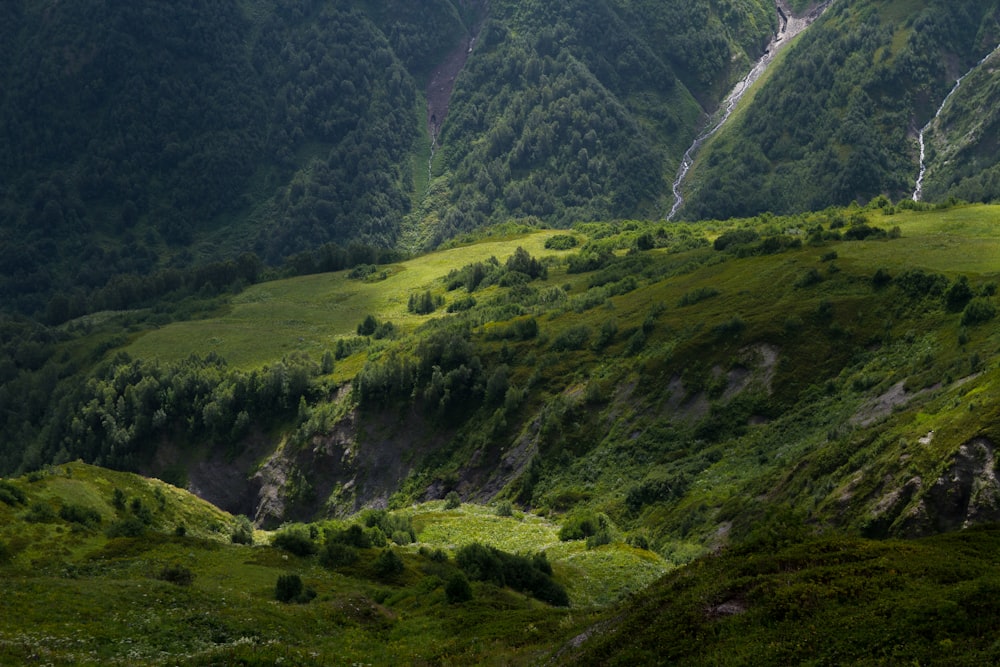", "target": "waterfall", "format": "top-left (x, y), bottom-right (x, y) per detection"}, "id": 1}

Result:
top-left (913, 44), bottom-right (1000, 202)
top-left (667, 1), bottom-right (831, 220)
